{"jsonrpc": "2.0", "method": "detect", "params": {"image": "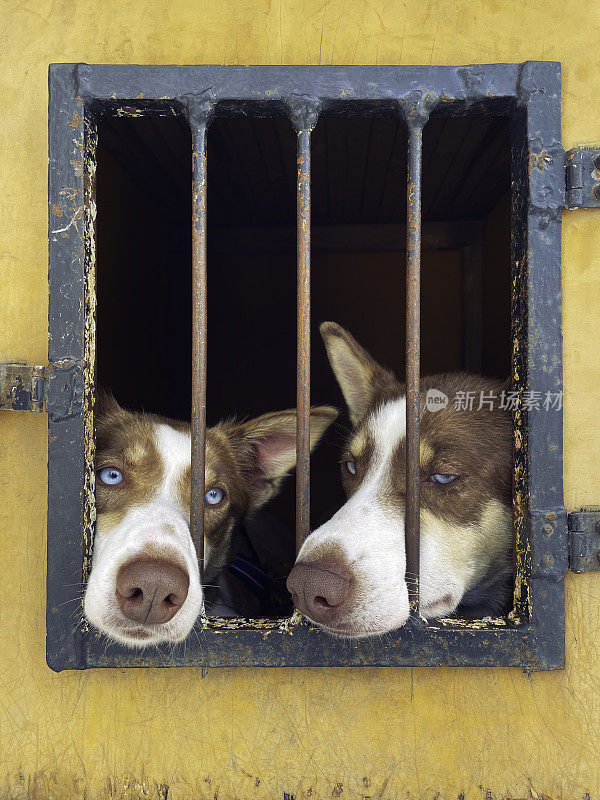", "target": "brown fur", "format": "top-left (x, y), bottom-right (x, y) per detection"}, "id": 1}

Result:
top-left (94, 393), bottom-right (338, 602)
top-left (304, 322), bottom-right (515, 628)
top-left (95, 395), bottom-right (164, 528)
top-left (320, 321), bottom-right (396, 425)
top-left (341, 372), bottom-right (512, 532)
top-left (321, 324), bottom-right (512, 537)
